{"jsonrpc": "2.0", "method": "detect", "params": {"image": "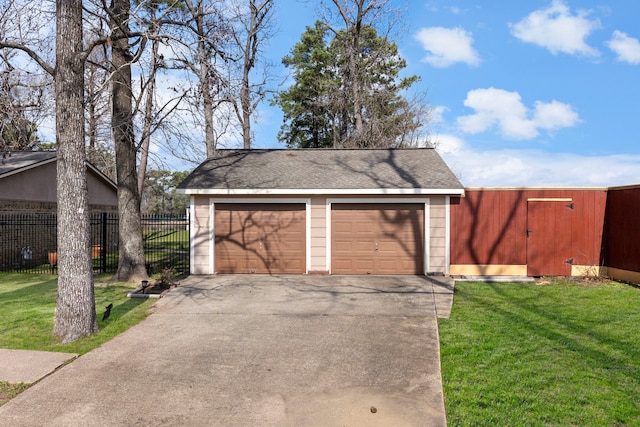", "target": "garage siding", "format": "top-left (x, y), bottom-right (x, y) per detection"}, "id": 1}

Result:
top-left (429, 197), bottom-right (447, 274)
top-left (191, 197), bottom-right (211, 275)
top-left (310, 197), bottom-right (327, 273)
